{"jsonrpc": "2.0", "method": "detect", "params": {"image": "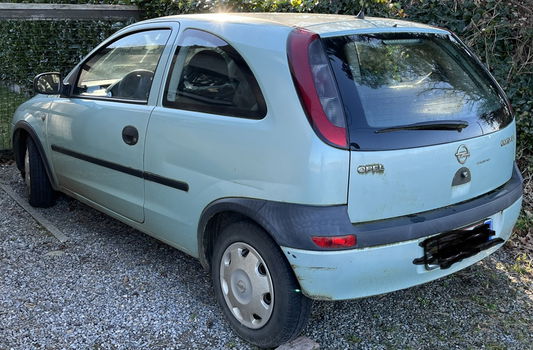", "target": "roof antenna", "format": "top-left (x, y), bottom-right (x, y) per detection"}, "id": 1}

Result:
top-left (356, 9), bottom-right (365, 19)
